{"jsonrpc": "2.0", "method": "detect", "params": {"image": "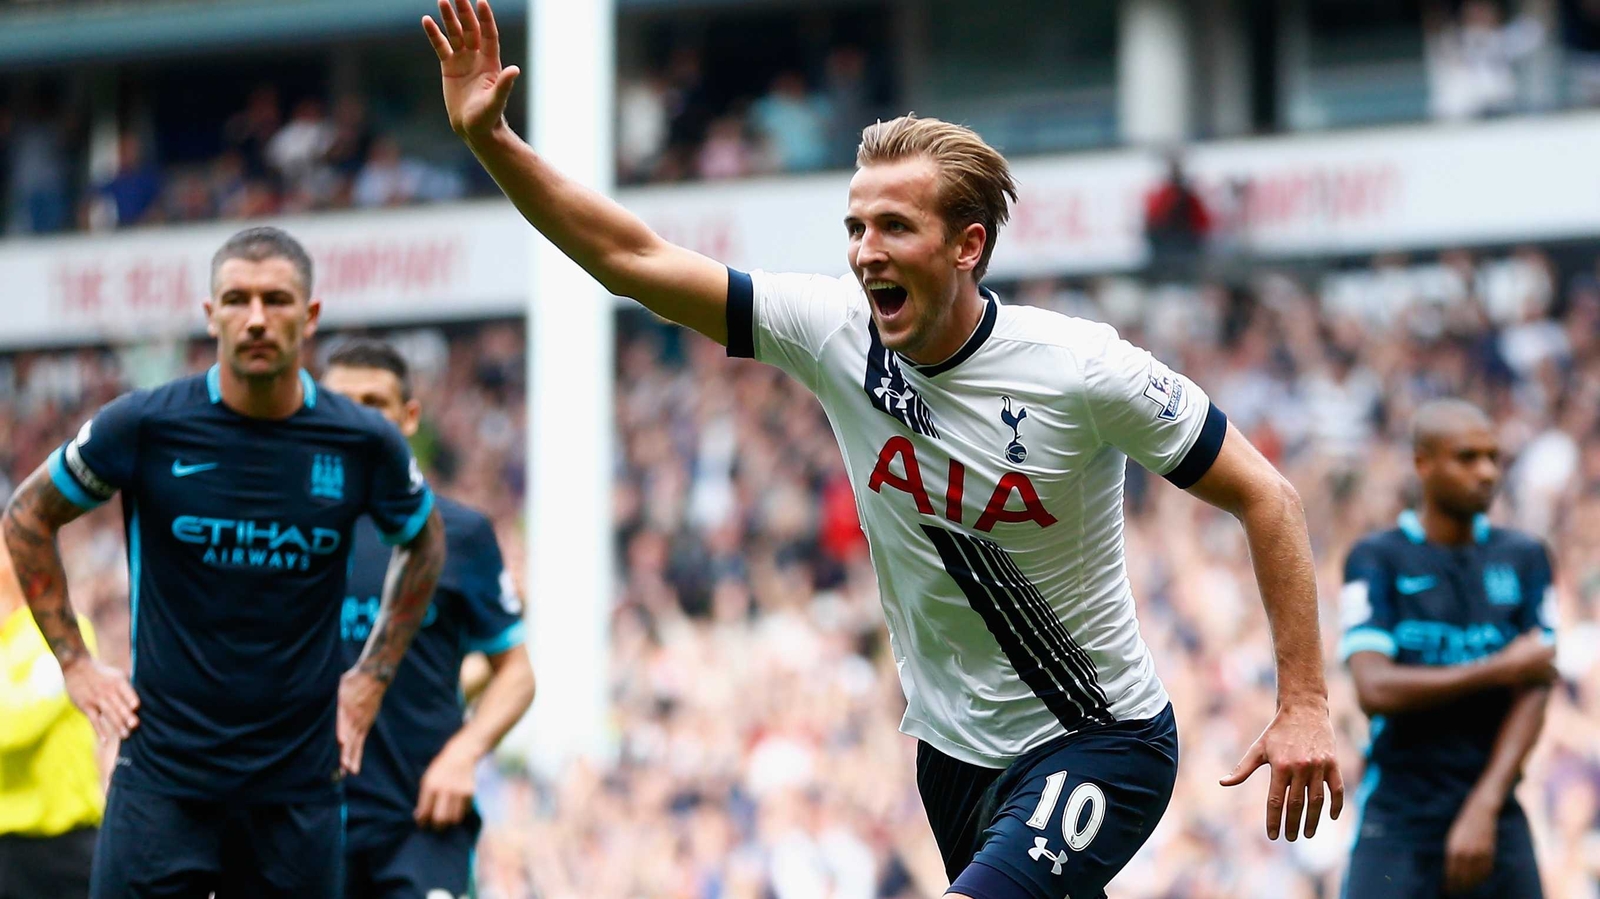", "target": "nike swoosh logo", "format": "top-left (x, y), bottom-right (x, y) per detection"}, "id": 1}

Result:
top-left (171, 461), bottom-right (219, 478)
top-left (1395, 575), bottom-right (1438, 595)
